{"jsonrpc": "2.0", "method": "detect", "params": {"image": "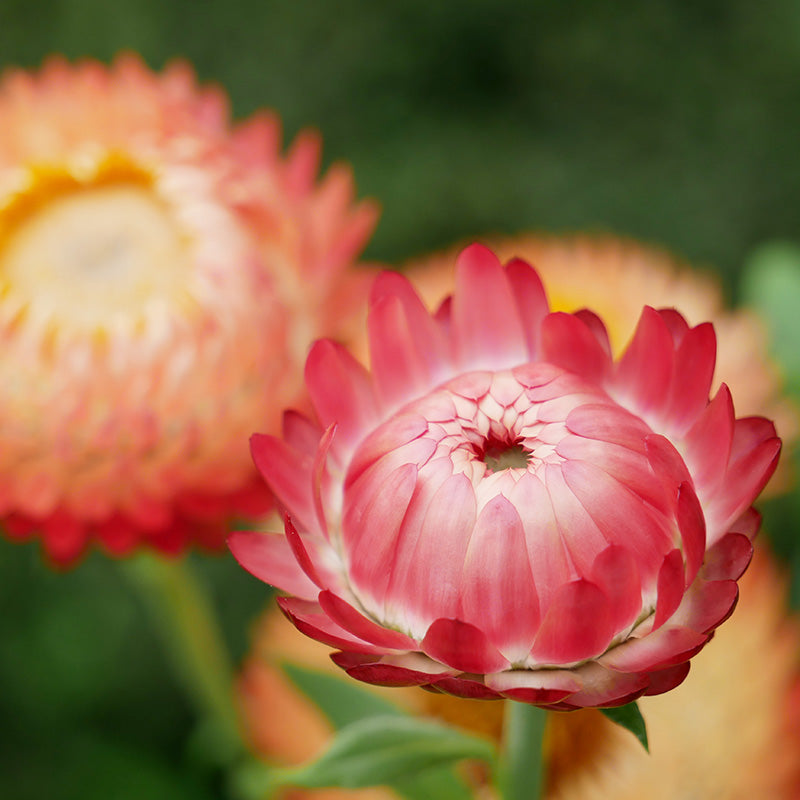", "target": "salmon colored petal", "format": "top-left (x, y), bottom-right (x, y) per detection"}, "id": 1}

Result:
top-left (421, 618), bottom-right (510, 674)
top-left (458, 495), bottom-right (540, 661)
top-left (504, 256), bottom-right (550, 356)
top-left (228, 530), bottom-right (318, 601)
top-left (531, 579), bottom-right (615, 664)
top-left (250, 434), bottom-right (315, 531)
top-left (305, 339), bottom-right (378, 445)
top-left (452, 244), bottom-right (528, 369)
top-left (615, 306), bottom-right (675, 416)
top-left (540, 312), bottom-right (612, 384)
top-left (277, 597), bottom-right (382, 655)
top-left (317, 591), bottom-right (418, 651)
